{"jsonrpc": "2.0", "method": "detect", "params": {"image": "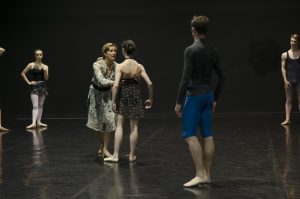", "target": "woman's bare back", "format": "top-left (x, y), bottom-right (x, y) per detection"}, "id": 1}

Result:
top-left (120, 59), bottom-right (142, 78)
